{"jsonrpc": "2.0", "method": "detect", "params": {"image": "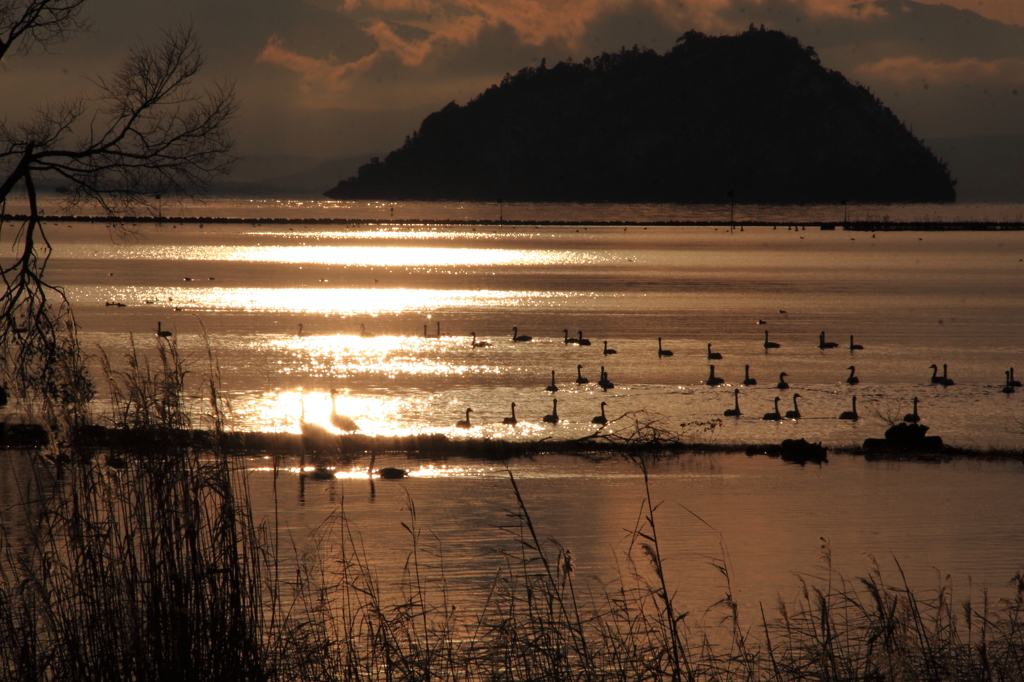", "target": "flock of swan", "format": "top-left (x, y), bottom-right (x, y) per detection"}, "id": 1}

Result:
top-left (443, 326), bottom-right (1021, 429)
